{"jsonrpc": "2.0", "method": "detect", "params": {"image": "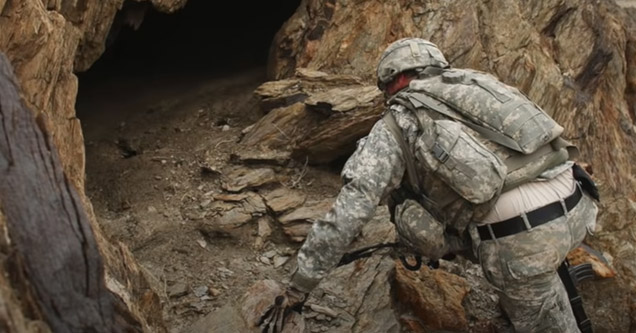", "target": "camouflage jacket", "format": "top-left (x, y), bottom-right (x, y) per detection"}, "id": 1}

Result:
top-left (290, 103), bottom-right (472, 292)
